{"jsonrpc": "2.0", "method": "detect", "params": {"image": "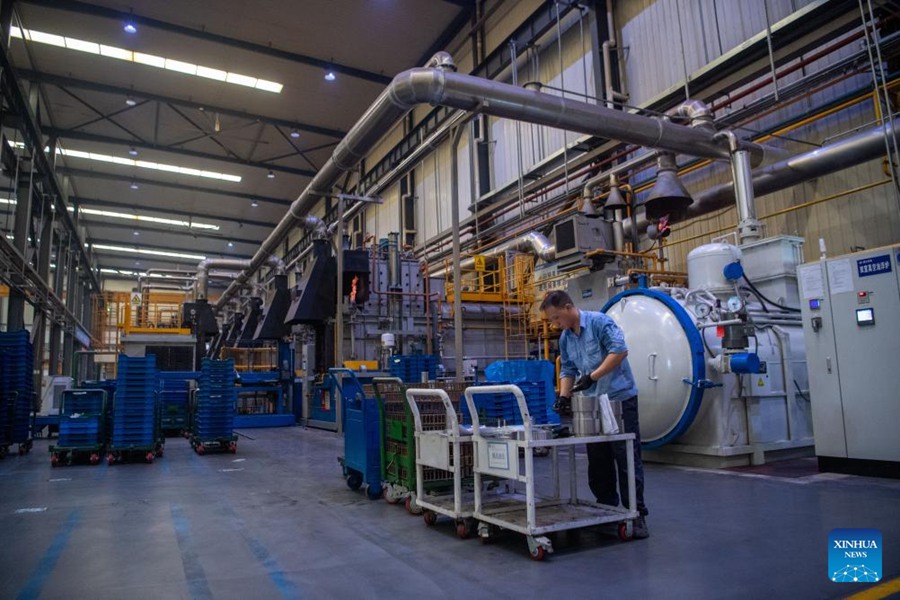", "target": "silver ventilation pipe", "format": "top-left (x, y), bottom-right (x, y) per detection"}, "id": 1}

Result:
top-left (716, 130), bottom-right (761, 242)
top-left (667, 99), bottom-right (716, 130)
top-left (197, 255), bottom-right (285, 301)
top-left (623, 121), bottom-right (900, 237)
top-left (430, 231), bottom-right (556, 278)
top-left (217, 54), bottom-right (780, 310)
